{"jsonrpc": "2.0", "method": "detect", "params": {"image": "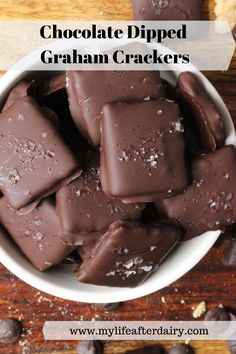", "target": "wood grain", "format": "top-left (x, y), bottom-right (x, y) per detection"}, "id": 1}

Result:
top-left (0, 1), bottom-right (235, 353)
